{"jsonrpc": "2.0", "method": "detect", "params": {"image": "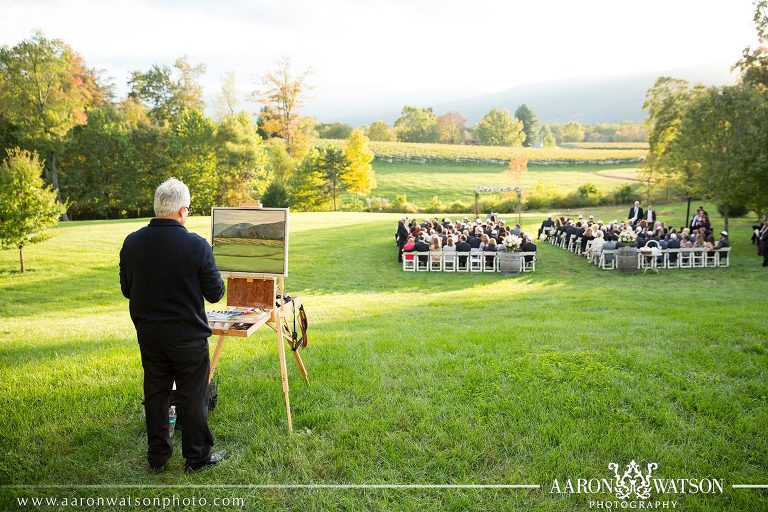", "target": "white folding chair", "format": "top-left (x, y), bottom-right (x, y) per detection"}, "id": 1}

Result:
top-left (402, 255), bottom-right (416, 271)
top-left (679, 249), bottom-right (693, 268)
top-left (522, 252), bottom-right (536, 272)
top-left (442, 251), bottom-right (457, 272)
top-left (455, 251), bottom-right (470, 272)
top-left (415, 252), bottom-right (430, 271)
top-left (428, 251), bottom-right (442, 271)
top-left (599, 249), bottom-right (617, 270)
top-left (715, 247), bottom-right (731, 267)
top-left (704, 250), bottom-right (718, 267)
top-left (469, 249), bottom-right (484, 272)
top-left (692, 248), bottom-right (706, 268)
top-left (483, 252), bottom-right (497, 272)
top-left (583, 240), bottom-right (593, 258)
top-left (664, 248), bottom-right (680, 269)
